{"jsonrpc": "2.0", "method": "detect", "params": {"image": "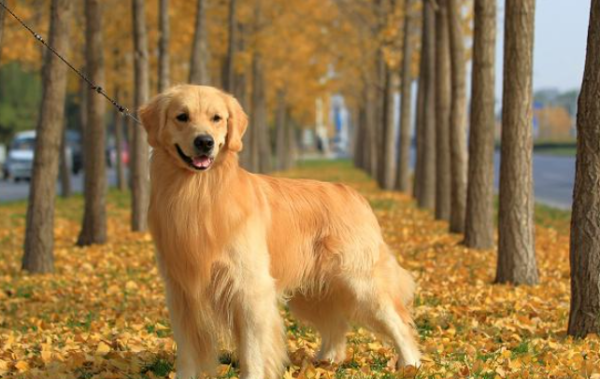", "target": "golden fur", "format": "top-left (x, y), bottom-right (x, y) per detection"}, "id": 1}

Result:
top-left (140, 85), bottom-right (421, 379)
